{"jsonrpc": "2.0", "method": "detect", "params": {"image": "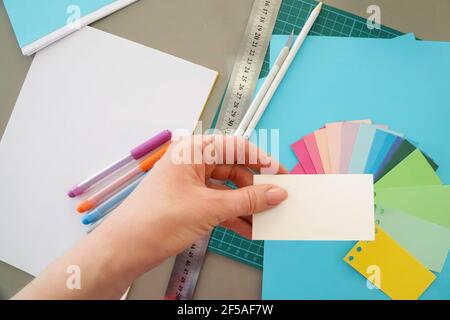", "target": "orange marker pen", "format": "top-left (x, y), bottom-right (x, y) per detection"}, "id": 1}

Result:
top-left (77, 144), bottom-right (169, 213)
